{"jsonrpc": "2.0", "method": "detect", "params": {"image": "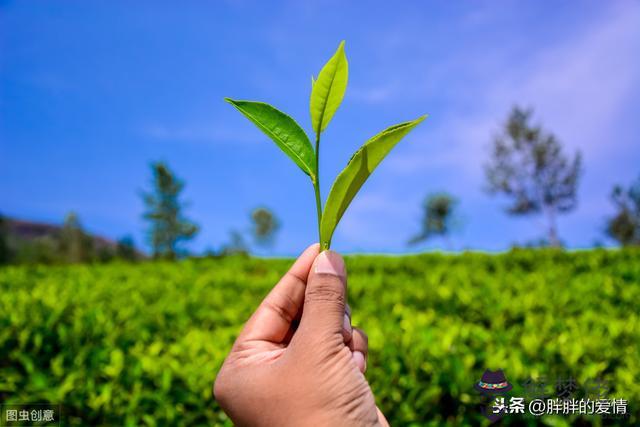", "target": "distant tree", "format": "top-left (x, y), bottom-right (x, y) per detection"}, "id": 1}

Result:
top-left (202, 247), bottom-right (219, 258)
top-left (116, 235), bottom-right (138, 261)
top-left (221, 230), bottom-right (249, 256)
top-left (485, 106), bottom-right (582, 247)
top-left (142, 162), bottom-right (199, 259)
top-left (250, 207), bottom-right (280, 248)
top-left (606, 175), bottom-right (640, 246)
top-left (409, 193), bottom-right (458, 246)
top-left (0, 215), bottom-right (11, 264)
top-left (15, 236), bottom-right (60, 264)
top-left (59, 212), bottom-right (94, 263)
top-left (97, 247), bottom-right (117, 262)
